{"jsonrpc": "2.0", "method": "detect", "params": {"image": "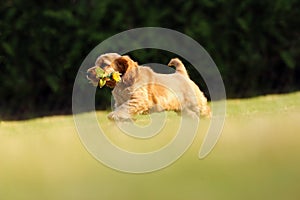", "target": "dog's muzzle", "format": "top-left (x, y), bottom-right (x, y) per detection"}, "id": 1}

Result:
top-left (86, 68), bottom-right (99, 87)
